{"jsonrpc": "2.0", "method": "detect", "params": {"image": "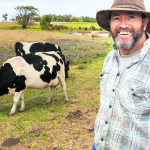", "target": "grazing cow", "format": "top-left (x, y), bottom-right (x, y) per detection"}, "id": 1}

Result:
top-left (15, 42), bottom-right (62, 56)
top-left (91, 31), bottom-right (100, 39)
top-left (0, 51), bottom-right (68, 116)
